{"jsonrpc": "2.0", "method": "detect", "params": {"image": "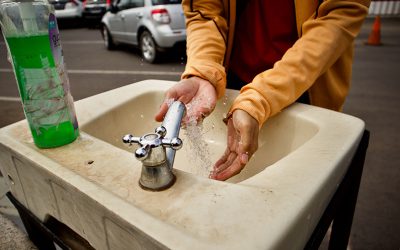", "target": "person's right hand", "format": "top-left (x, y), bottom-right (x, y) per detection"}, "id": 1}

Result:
top-left (155, 77), bottom-right (217, 124)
